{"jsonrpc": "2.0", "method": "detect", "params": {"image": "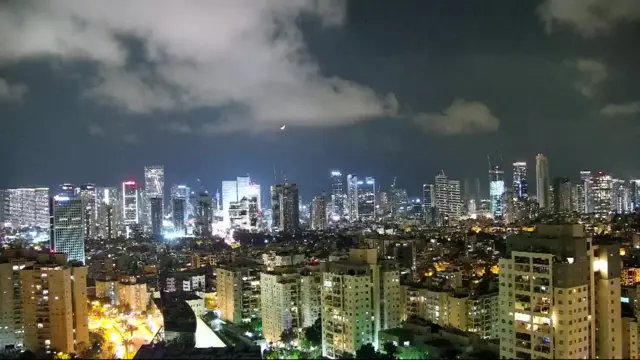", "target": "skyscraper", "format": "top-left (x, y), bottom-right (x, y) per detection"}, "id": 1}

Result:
top-left (195, 192), bottom-right (212, 236)
top-left (172, 198), bottom-right (186, 234)
top-left (330, 170), bottom-right (344, 220)
top-left (357, 177), bottom-right (376, 221)
top-left (144, 165), bottom-right (164, 201)
top-left (580, 171), bottom-right (593, 213)
top-left (96, 187), bottom-right (118, 239)
top-left (50, 195), bottom-right (85, 264)
top-left (346, 175), bottom-right (358, 221)
top-left (150, 197), bottom-right (163, 238)
top-left (0, 188), bottom-right (50, 229)
top-left (535, 154), bottom-right (550, 208)
top-left (422, 183), bottom-right (436, 224)
top-left (553, 177), bottom-right (572, 213)
top-left (591, 171), bottom-right (613, 217)
top-left (311, 194), bottom-right (328, 230)
top-left (222, 180), bottom-right (238, 224)
top-left (512, 161), bottom-right (528, 198)
top-left (77, 184), bottom-right (97, 240)
top-left (489, 165), bottom-right (505, 218)
top-left (435, 173), bottom-right (462, 223)
top-left (122, 181), bottom-right (138, 236)
top-left (271, 183), bottom-right (300, 233)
